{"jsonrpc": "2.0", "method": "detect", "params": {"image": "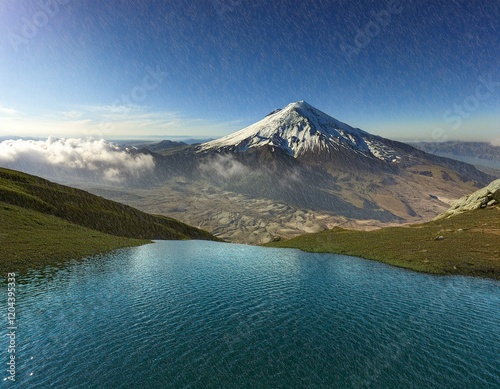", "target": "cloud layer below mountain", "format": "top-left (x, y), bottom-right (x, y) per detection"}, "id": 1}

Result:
top-left (199, 154), bottom-right (250, 180)
top-left (0, 137), bottom-right (155, 183)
